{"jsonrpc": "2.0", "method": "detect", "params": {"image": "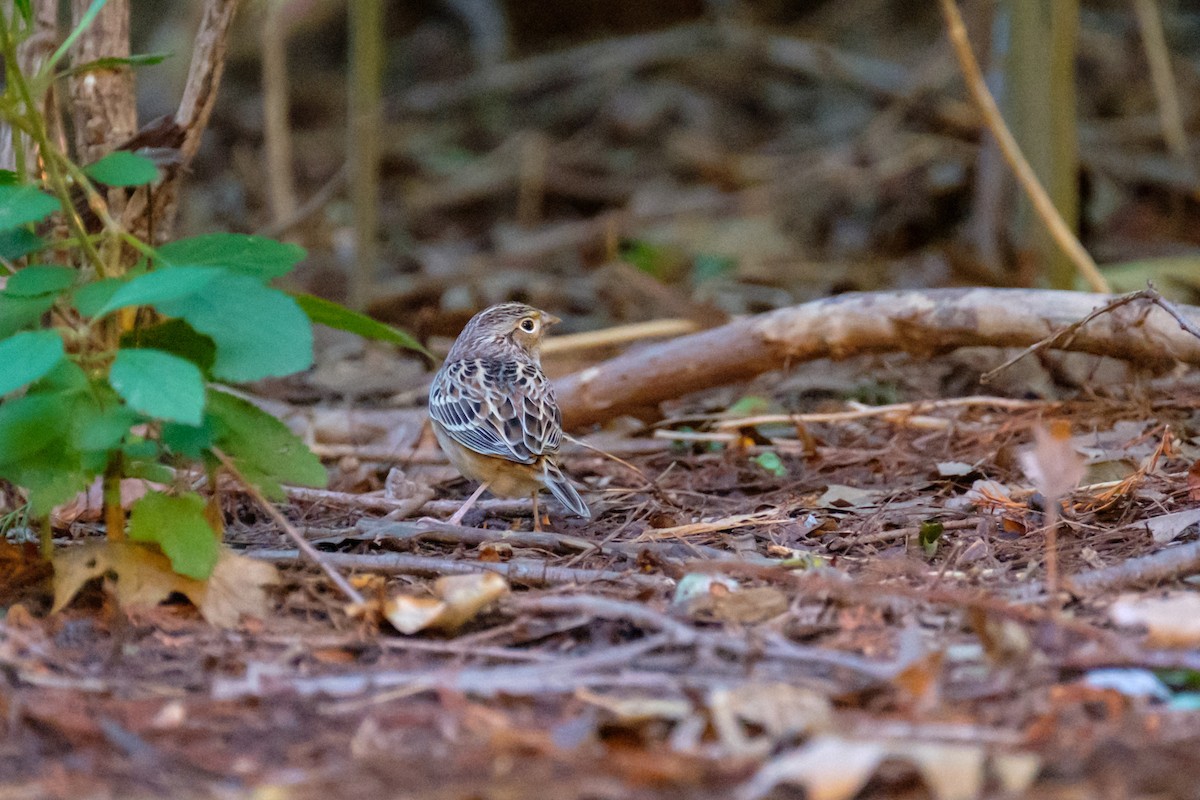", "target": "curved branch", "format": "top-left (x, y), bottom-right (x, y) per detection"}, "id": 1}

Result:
top-left (555, 288), bottom-right (1200, 430)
